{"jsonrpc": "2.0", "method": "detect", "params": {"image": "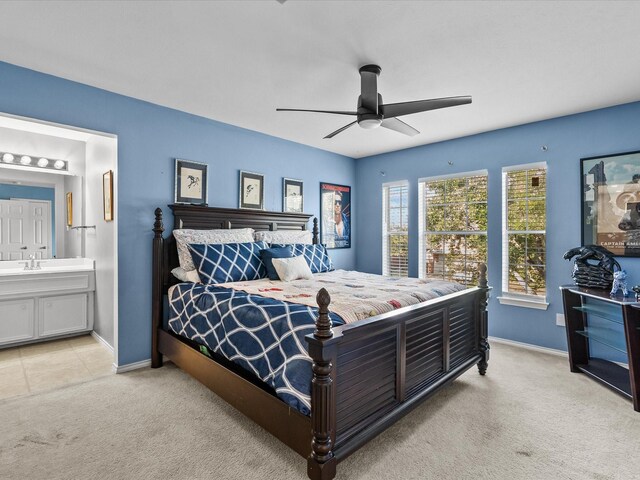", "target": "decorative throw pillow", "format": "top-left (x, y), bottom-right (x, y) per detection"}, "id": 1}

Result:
top-left (270, 243), bottom-right (334, 274)
top-left (271, 255), bottom-right (314, 282)
top-left (188, 241), bottom-right (267, 284)
top-left (260, 246), bottom-right (294, 280)
top-left (171, 266), bottom-right (201, 283)
top-left (173, 228), bottom-right (255, 273)
top-left (254, 230), bottom-right (313, 245)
